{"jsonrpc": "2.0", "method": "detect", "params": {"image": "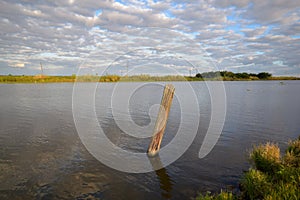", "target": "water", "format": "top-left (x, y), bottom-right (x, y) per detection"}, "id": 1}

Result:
top-left (0, 81), bottom-right (299, 199)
